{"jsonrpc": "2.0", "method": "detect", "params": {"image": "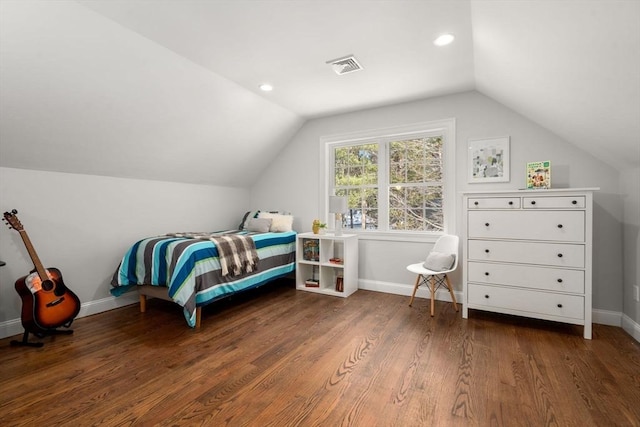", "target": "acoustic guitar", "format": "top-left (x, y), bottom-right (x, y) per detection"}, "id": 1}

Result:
top-left (3, 210), bottom-right (81, 333)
